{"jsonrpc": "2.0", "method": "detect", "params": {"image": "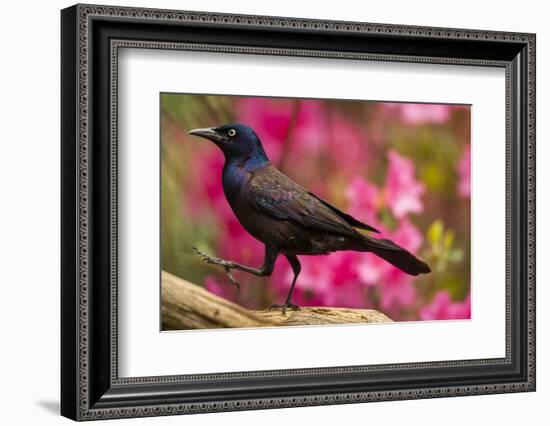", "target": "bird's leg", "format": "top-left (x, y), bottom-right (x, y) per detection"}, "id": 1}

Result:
top-left (193, 246), bottom-right (278, 292)
top-left (269, 255), bottom-right (301, 315)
